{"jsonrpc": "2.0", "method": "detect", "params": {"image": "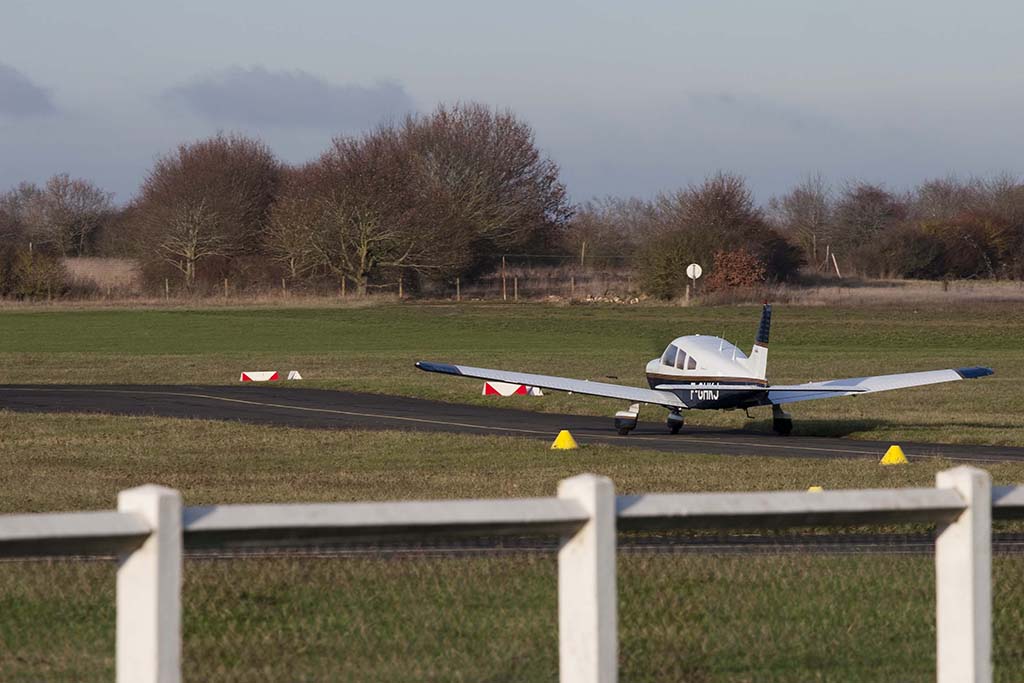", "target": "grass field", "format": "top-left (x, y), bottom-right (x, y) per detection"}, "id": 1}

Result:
top-left (0, 301), bottom-right (1020, 444)
top-left (7, 411), bottom-right (1024, 515)
top-left (2, 300), bottom-right (1023, 680)
top-left (10, 553), bottom-right (1024, 682)
top-left (3, 411), bottom-right (1024, 680)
